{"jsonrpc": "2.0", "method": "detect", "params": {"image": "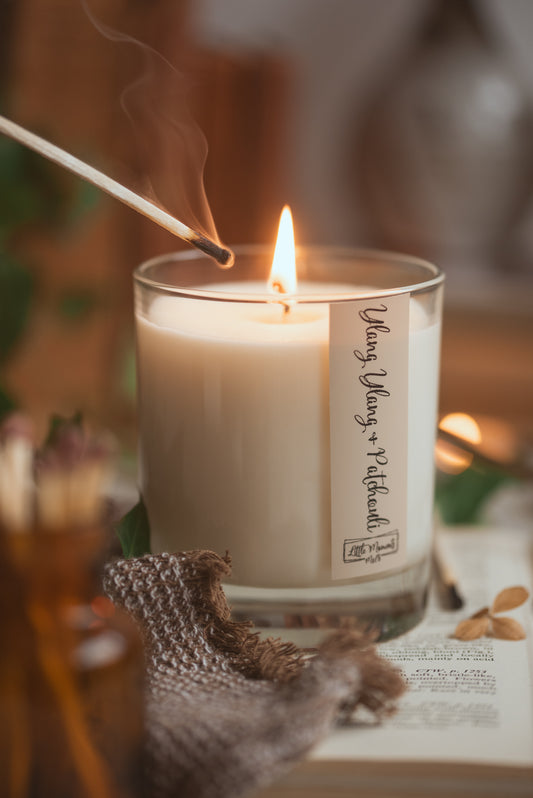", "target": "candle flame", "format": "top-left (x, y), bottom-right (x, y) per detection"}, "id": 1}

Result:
top-left (269, 205), bottom-right (297, 295)
top-left (436, 413), bottom-right (482, 474)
